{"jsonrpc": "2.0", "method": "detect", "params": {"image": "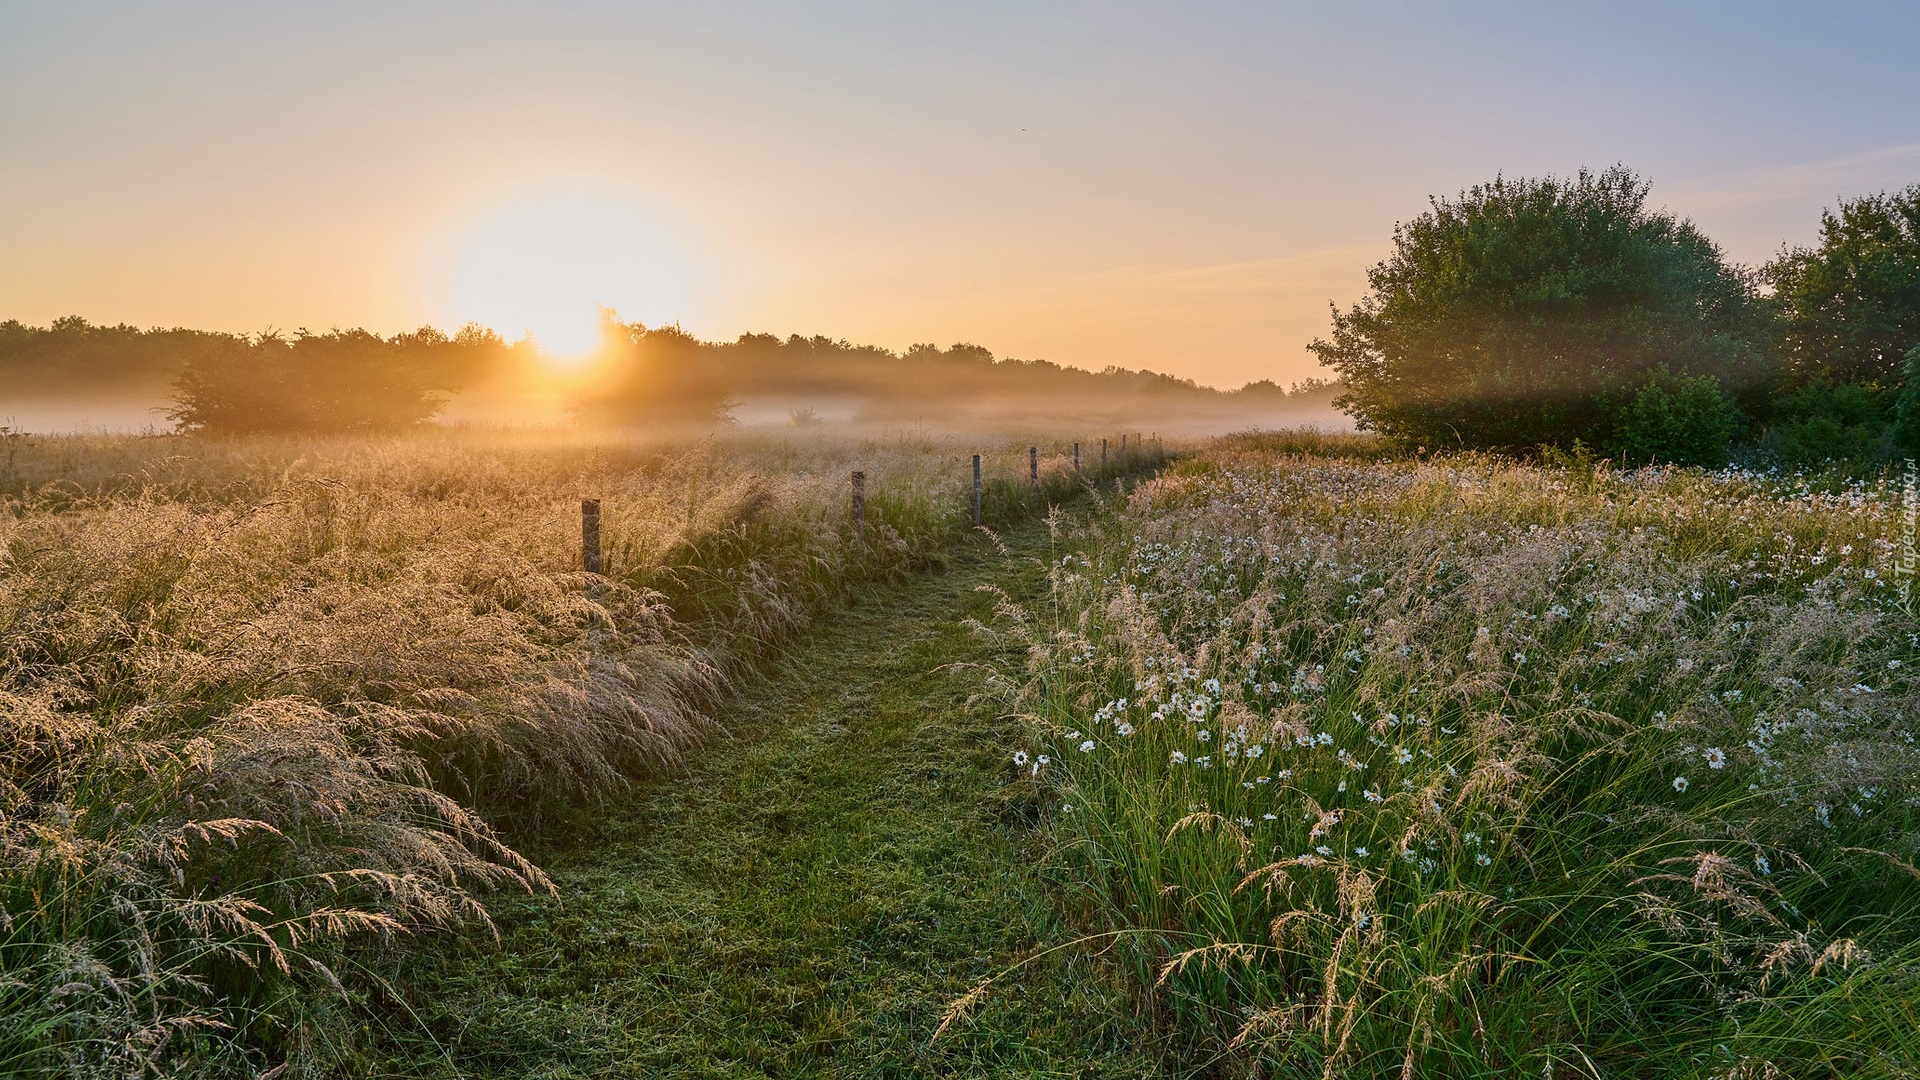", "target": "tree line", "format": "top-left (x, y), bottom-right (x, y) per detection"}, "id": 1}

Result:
top-left (1, 313), bottom-right (1335, 432)
top-left (1312, 165), bottom-right (1920, 467)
